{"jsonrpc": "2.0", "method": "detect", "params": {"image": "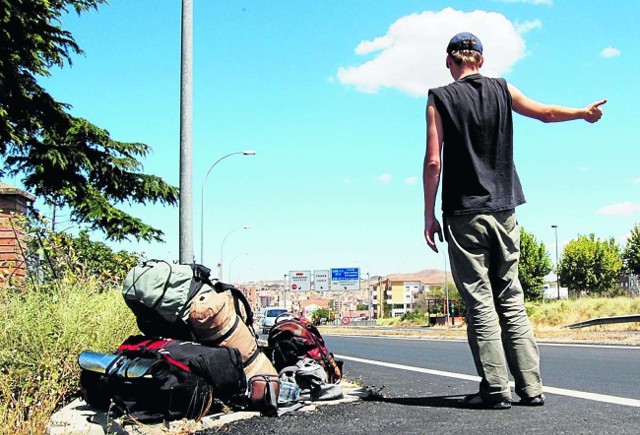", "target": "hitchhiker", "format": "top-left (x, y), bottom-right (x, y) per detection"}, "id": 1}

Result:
top-left (423, 32), bottom-right (606, 409)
